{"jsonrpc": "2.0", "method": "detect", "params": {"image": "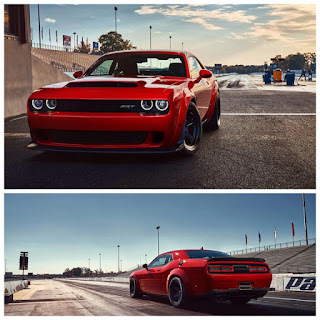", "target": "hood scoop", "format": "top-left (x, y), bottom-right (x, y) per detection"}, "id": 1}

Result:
top-left (66, 81), bottom-right (139, 88)
top-left (208, 257), bottom-right (265, 262)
